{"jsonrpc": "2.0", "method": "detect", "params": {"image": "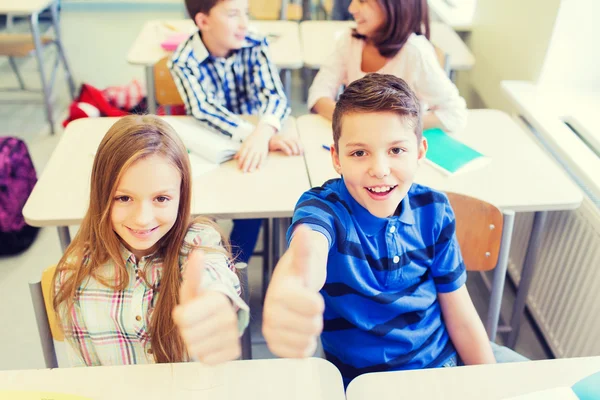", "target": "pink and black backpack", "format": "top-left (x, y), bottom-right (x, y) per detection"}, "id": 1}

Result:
top-left (0, 137), bottom-right (39, 256)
